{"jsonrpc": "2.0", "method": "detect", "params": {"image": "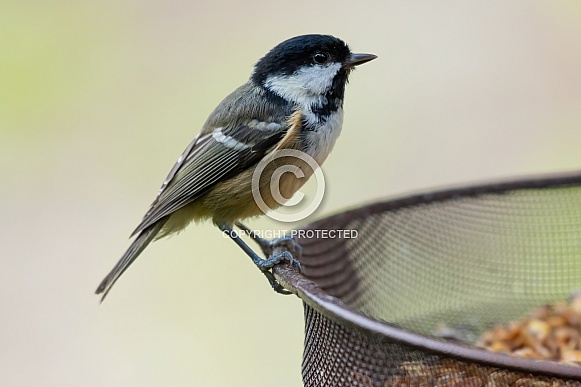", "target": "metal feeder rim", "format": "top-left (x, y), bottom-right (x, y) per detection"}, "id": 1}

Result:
top-left (273, 169), bottom-right (581, 381)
